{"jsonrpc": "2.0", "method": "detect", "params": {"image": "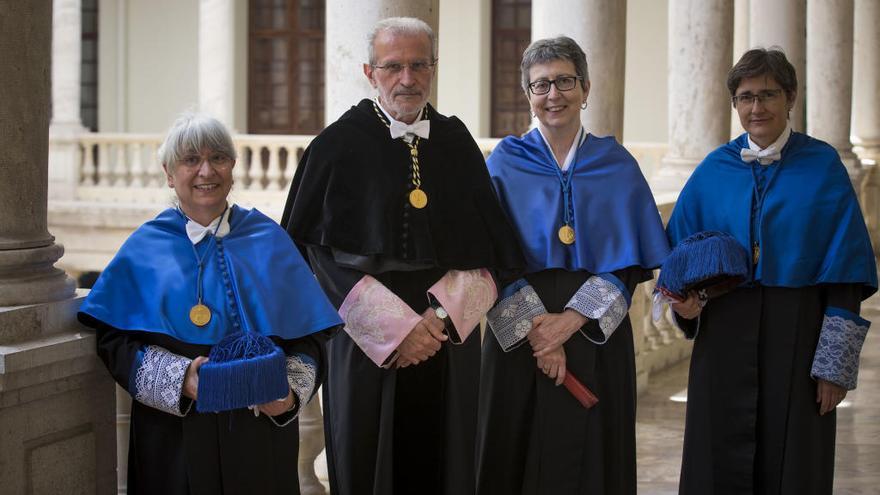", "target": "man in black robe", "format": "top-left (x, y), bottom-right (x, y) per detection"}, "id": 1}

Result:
top-left (281, 16), bottom-right (523, 495)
